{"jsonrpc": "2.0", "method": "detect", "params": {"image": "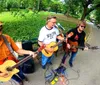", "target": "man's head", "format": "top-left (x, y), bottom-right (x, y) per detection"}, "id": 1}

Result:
top-left (78, 20), bottom-right (86, 32)
top-left (46, 16), bottom-right (57, 29)
top-left (0, 21), bottom-right (3, 35)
